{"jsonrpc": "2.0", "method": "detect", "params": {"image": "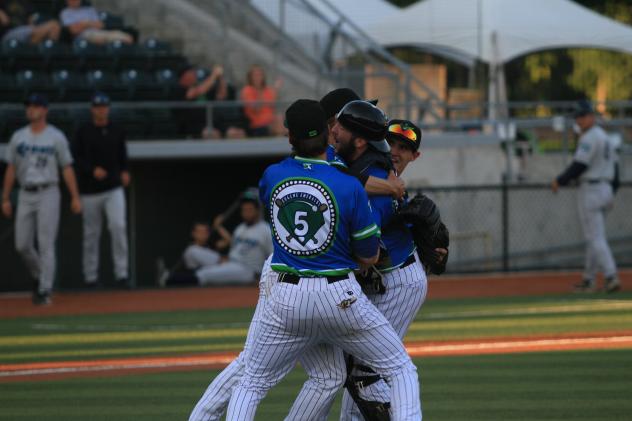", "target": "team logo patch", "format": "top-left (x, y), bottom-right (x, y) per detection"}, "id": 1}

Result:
top-left (270, 178), bottom-right (337, 256)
